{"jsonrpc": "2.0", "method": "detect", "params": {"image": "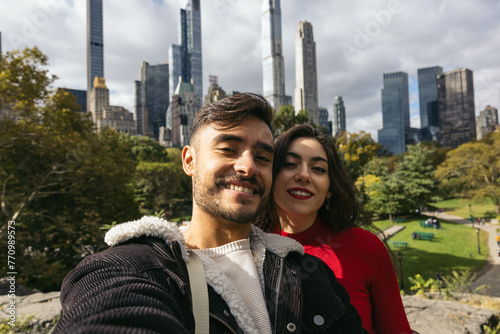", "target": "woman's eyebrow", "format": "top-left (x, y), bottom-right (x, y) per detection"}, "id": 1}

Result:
top-left (286, 151), bottom-right (327, 163)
